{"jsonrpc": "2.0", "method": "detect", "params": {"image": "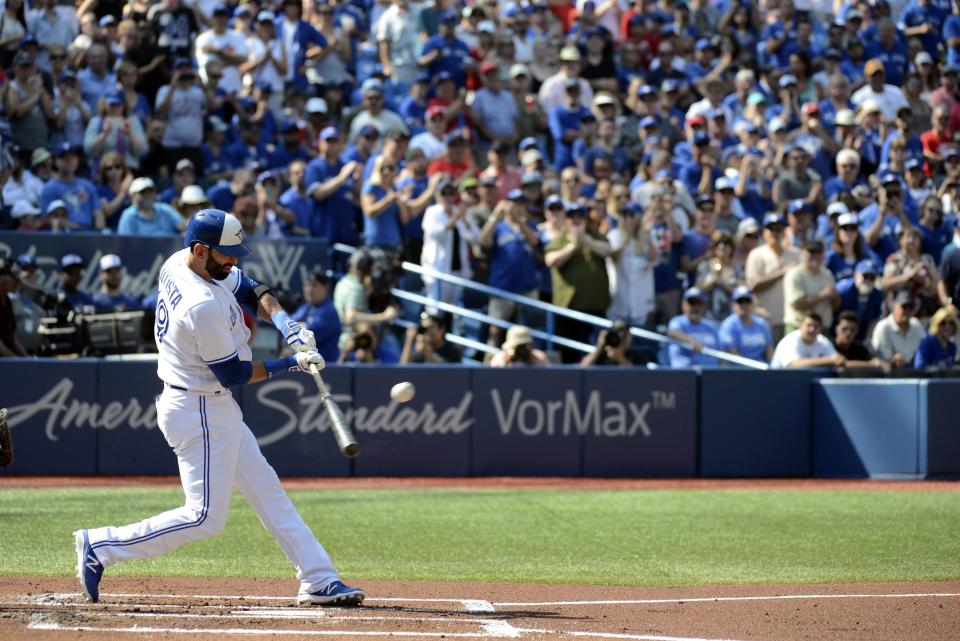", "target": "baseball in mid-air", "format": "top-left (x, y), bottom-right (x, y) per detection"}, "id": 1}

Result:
top-left (390, 382), bottom-right (416, 403)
